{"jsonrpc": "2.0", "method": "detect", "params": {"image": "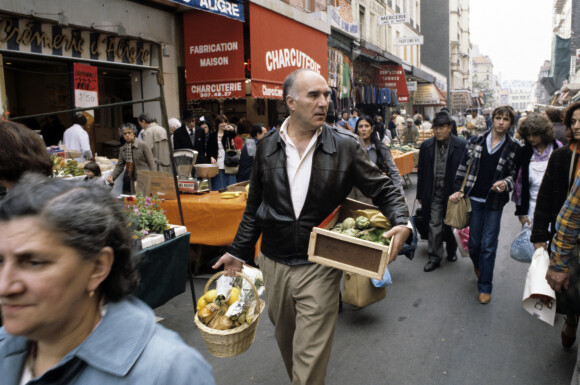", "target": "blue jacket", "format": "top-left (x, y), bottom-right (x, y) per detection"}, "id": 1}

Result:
top-left (0, 296), bottom-right (215, 385)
